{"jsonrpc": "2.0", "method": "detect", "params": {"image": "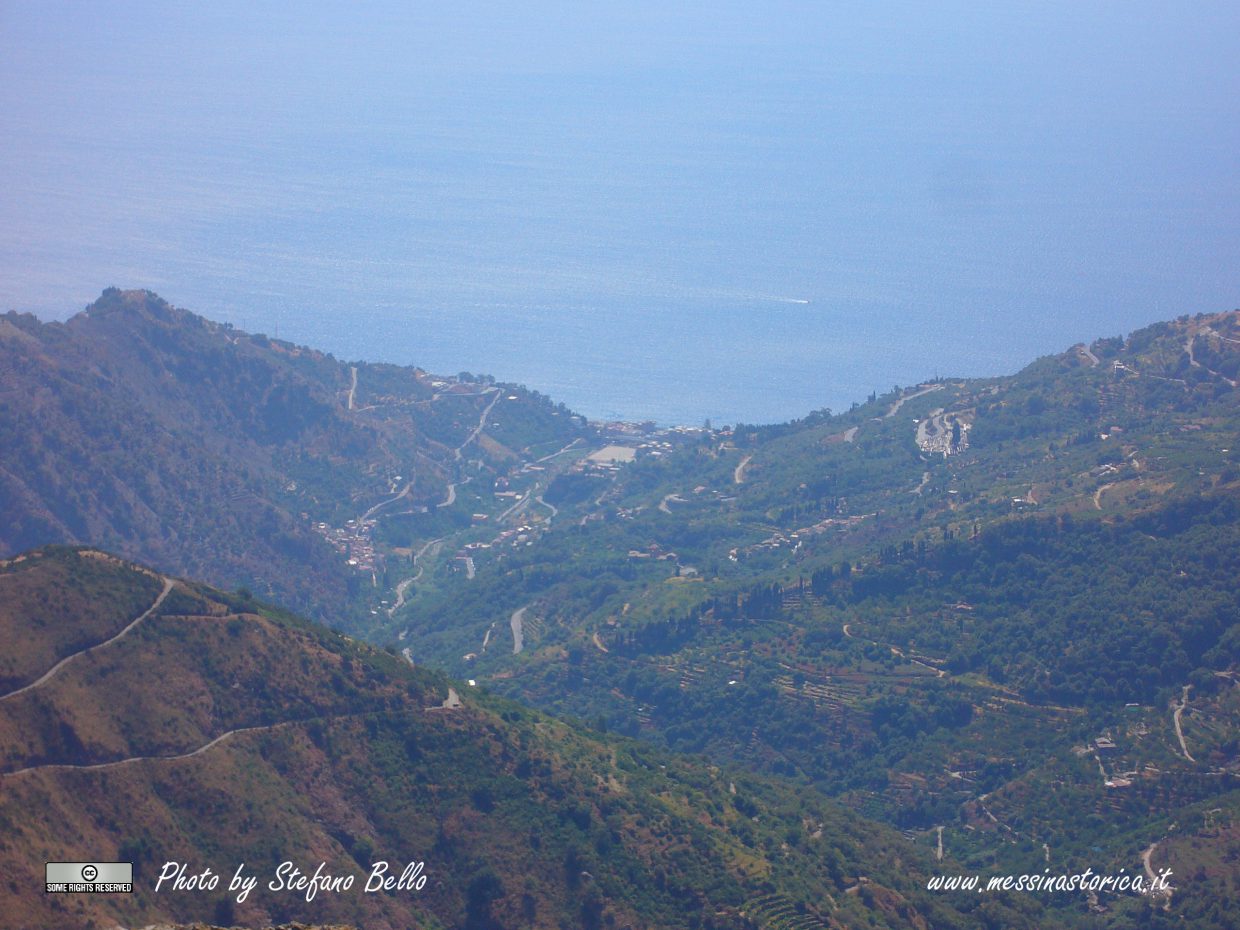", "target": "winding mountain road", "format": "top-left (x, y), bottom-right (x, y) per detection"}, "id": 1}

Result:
top-left (455, 388), bottom-right (501, 461)
top-left (1186, 331), bottom-right (1238, 388)
top-left (1141, 841), bottom-right (1159, 882)
top-left (387, 537), bottom-right (443, 617)
top-left (1093, 482), bottom-right (1114, 510)
top-left (885, 384), bottom-right (944, 418)
top-left (361, 481), bottom-right (413, 522)
top-left (0, 578), bottom-right (174, 702)
top-left (659, 493), bottom-right (687, 514)
top-left (535, 495), bottom-right (558, 521)
top-left (0, 709), bottom-right (435, 780)
top-left (841, 620), bottom-right (944, 677)
top-left (1172, 685), bottom-right (1196, 762)
top-left (1140, 838), bottom-right (1174, 904)
top-left (1204, 326), bottom-right (1240, 346)
top-left (0, 723), bottom-right (276, 779)
top-left (0, 709), bottom-right (371, 779)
